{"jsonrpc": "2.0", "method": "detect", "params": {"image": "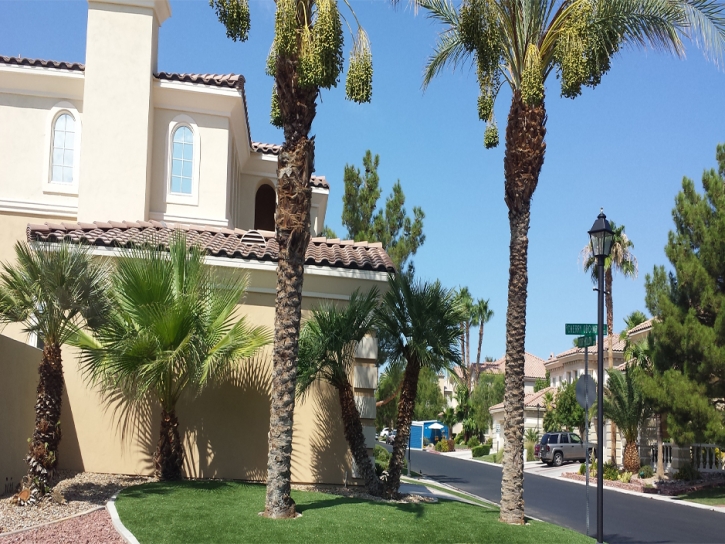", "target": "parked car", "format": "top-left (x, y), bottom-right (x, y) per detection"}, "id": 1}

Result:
top-left (379, 427), bottom-right (392, 441)
top-left (385, 430), bottom-right (397, 445)
top-left (538, 432), bottom-right (596, 467)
